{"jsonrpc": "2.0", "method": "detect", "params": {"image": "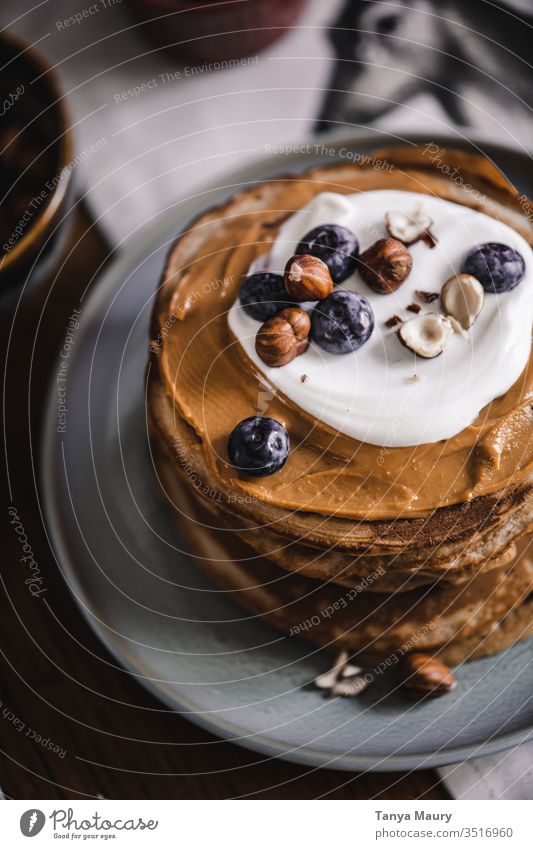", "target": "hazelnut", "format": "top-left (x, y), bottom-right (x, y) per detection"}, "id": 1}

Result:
top-left (359, 238), bottom-right (412, 294)
top-left (441, 273), bottom-right (484, 330)
top-left (255, 307), bottom-right (310, 367)
top-left (400, 653), bottom-right (456, 700)
top-left (278, 306), bottom-right (311, 340)
top-left (284, 254), bottom-right (333, 301)
top-left (397, 313), bottom-right (453, 358)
